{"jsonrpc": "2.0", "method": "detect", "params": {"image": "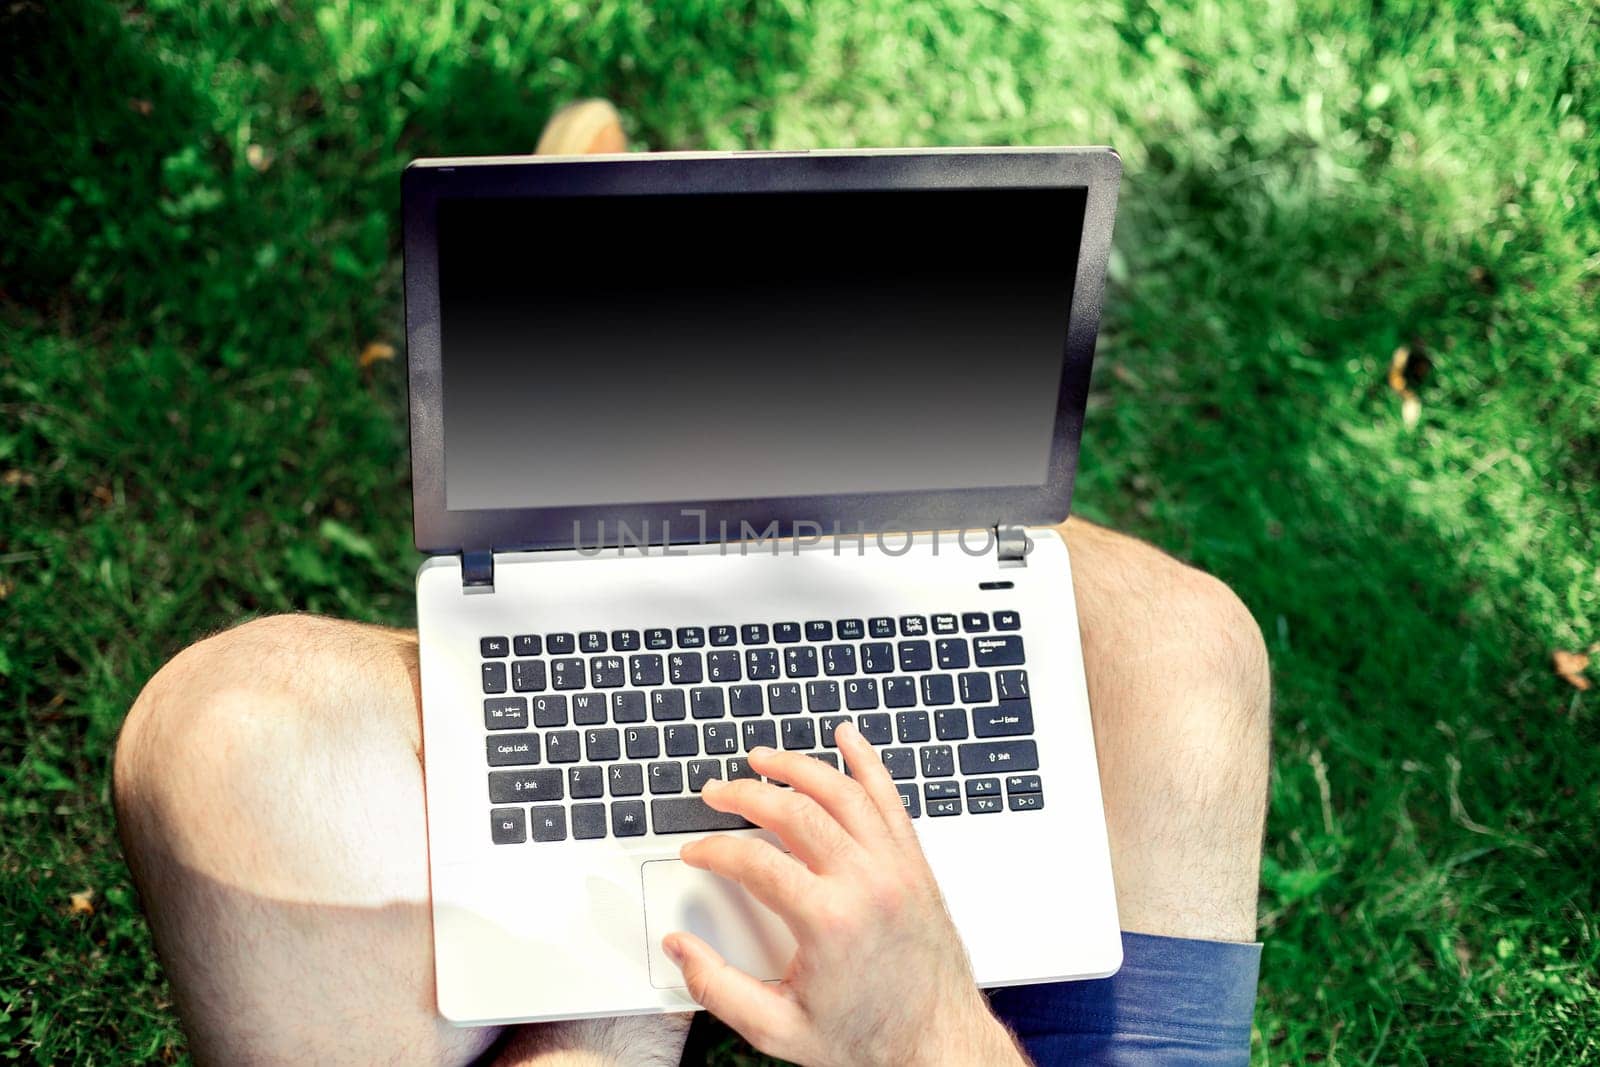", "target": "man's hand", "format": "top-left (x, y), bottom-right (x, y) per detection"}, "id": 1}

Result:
top-left (663, 723), bottom-right (1029, 1067)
